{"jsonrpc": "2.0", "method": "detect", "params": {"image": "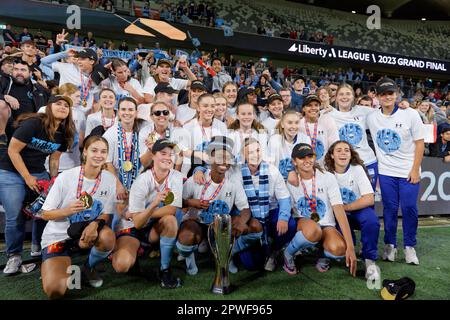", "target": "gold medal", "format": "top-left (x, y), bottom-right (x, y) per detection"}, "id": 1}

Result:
top-left (310, 211), bottom-right (320, 223)
top-left (79, 192), bottom-right (93, 209)
top-left (147, 133), bottom-right (157, 144)
top-left (123, 161), bottom-right (133, 172)
top-left (82, 99), bottom-right (87, 107)
top-left (163, 191), bottom-right (174, 205)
